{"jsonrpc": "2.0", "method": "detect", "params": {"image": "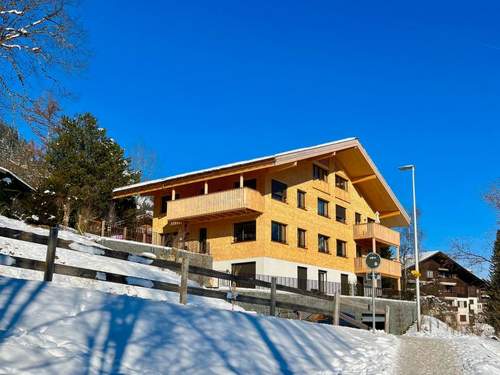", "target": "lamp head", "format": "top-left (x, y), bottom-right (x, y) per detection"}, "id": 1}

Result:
top-left (399, 164), bottom-right (415, 171)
